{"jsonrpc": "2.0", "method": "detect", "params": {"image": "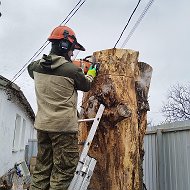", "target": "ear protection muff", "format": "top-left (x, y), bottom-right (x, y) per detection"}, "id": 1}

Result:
top-left (59, 40), bottom-right (71, 52)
